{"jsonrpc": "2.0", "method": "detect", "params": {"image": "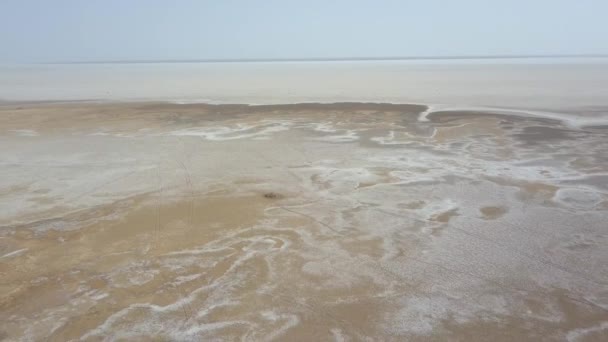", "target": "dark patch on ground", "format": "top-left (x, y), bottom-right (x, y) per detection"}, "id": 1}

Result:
top-left (512, 126), bottom-right (577, 144)
top-left (263, 192), bottom-right (283, 199)
top-left (479, 206), bottom-right (508, 220)
top-left (427, 110), bottom-right (562, 125)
